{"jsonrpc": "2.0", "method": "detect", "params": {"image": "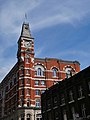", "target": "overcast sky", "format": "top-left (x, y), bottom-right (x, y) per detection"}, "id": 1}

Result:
top-left (0, 0), bottom-right (90, 81)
